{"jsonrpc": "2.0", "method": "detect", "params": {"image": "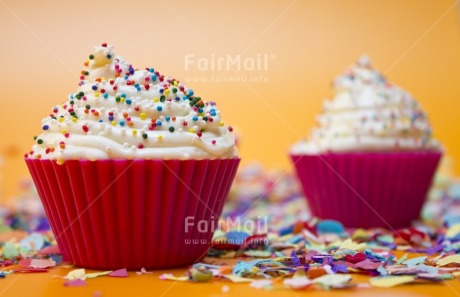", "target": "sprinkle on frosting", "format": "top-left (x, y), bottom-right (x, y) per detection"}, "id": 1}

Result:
top-left (26, 44), bottom-right (238, 162)
top-left (292, 56), bottom-right (442, 154)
